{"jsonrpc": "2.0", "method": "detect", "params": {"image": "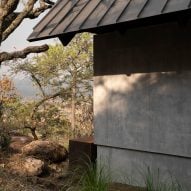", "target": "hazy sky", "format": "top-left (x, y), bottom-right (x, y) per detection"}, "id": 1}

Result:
top-left (0, 8), bottom-right (57, 98)
top-left (1, 1), bottom-right (58, 52)
top-left (1, 13), bottom-right (55, 52)
top-left (1, 13), bottom-right (55, 71)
